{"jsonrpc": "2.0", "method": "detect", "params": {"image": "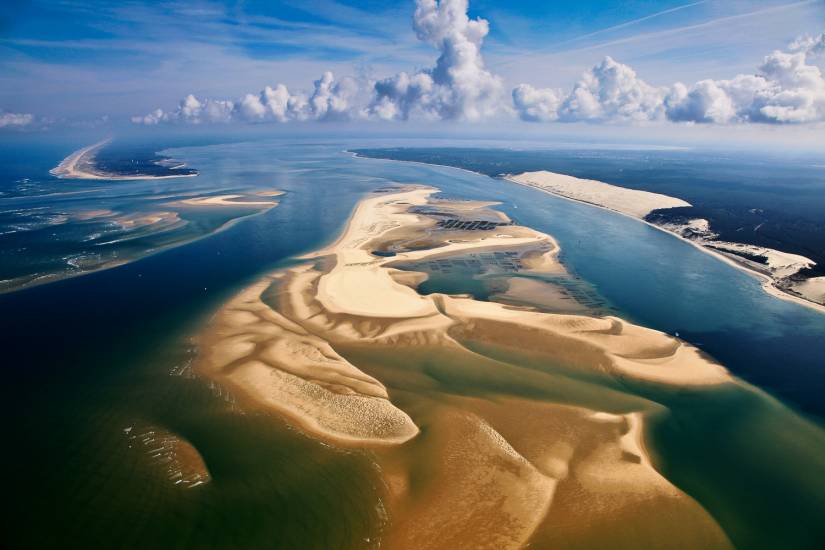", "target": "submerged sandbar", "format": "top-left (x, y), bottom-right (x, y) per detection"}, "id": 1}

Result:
top-left (194, 186), bottom-right (734, 548)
